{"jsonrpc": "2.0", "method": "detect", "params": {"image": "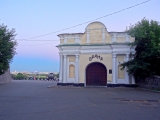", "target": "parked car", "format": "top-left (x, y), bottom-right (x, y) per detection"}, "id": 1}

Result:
top-left (47, 73), bottom-right (54, 80)
top-left (28, 76), bottom-right (33, 80)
